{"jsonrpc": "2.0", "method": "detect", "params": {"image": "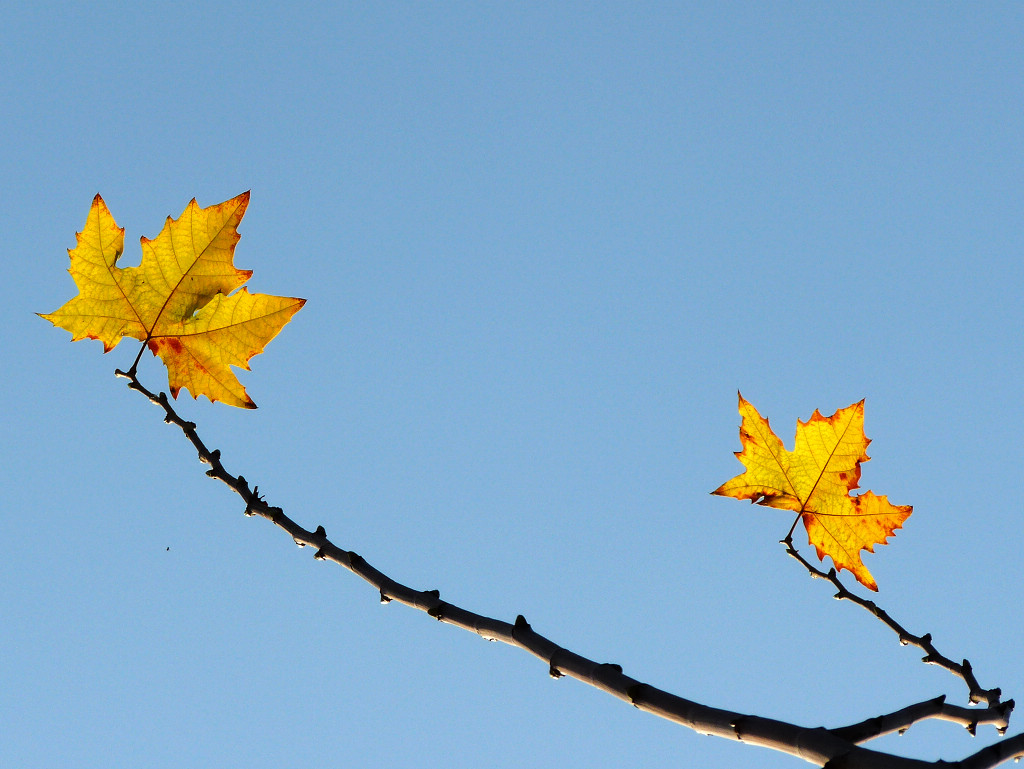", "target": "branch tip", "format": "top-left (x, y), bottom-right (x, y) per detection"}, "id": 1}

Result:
top-left (379, 590), bottom-right (391, 605)
top-left (313, 548), bottom-right (327, 561)
top-left (549, 664), bottom-right (564, 679)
